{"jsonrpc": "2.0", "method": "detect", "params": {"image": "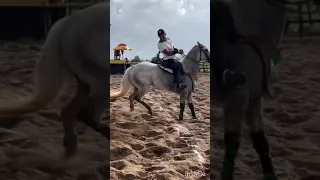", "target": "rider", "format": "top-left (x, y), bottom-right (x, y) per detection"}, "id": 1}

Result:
top-left (157, 29), bottom-right (187, 90)
top-left (212, 1), bottom-right (246, 90)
